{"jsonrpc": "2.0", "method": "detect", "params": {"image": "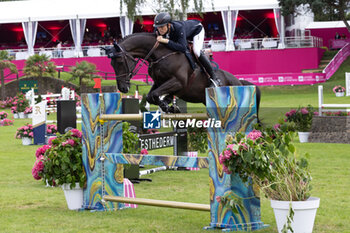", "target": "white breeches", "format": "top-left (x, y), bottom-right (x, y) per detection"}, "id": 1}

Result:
top-left (193, 27), bottom-right (205, 57)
